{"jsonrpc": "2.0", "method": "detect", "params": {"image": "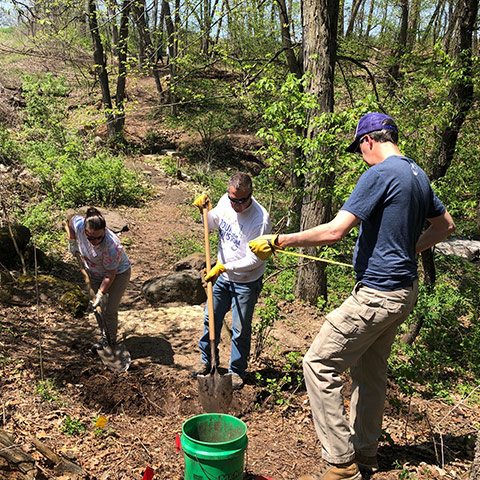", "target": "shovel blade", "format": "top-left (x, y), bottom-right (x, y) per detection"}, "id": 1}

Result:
top-left (197, 370), bottom-right (233, 413)
top-left (97, 344), bottom-right (131, 373)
